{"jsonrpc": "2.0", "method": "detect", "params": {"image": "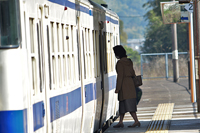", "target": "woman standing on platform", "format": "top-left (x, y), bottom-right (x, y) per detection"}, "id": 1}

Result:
top-left (113, 45), bottom-right (140, 128)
